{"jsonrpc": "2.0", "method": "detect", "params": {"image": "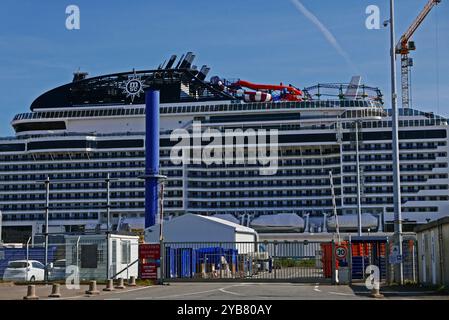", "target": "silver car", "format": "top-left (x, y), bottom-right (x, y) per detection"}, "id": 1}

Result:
top-left (48, 259), bottom-right (67, 281)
